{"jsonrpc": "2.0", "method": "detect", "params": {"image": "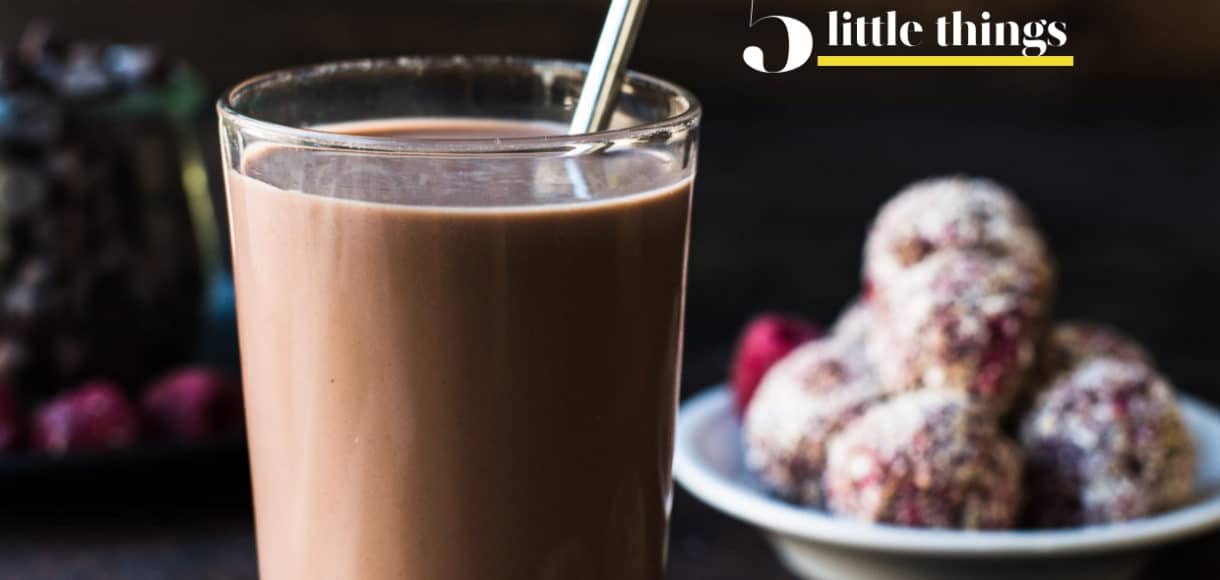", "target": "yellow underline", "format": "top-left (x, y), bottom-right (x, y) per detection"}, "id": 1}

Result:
top-left (817, 55), bottom-right (1074, 67)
